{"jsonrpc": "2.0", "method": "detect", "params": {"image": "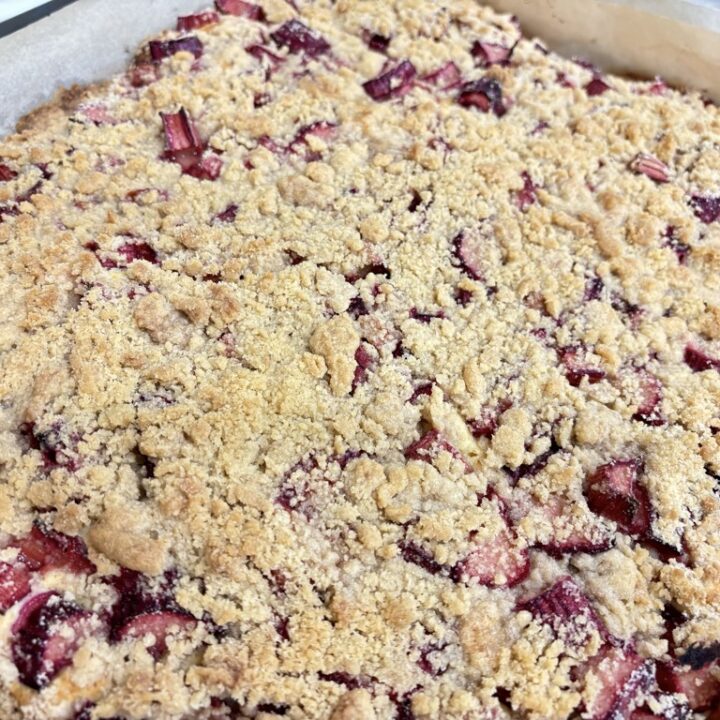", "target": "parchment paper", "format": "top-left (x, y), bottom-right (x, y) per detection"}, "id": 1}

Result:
top-left (0, 0), bottom-right (718, 136)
